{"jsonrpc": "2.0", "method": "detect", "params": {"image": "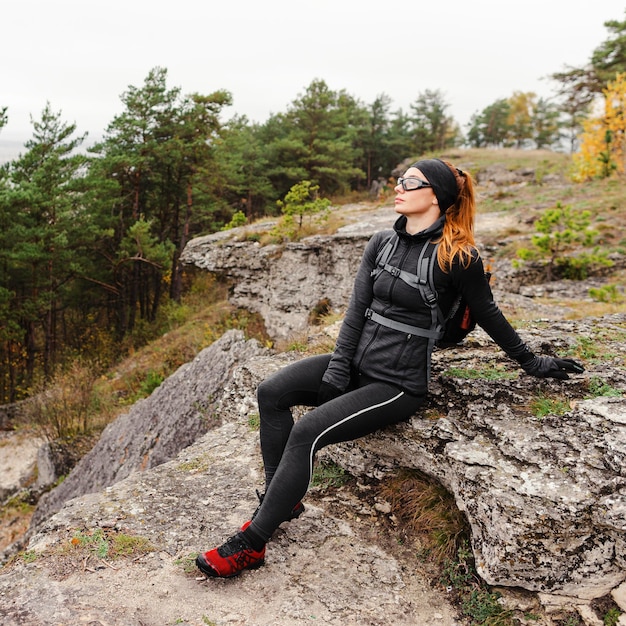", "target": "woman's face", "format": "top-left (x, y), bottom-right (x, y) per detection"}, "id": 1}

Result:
top-left (393, 167), bottom-right (439, 219)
